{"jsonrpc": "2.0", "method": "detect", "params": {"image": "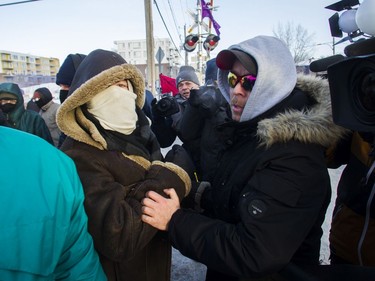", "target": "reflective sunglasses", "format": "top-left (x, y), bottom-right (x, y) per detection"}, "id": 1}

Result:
top-left (227, 72), bottom-right (256, 91)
